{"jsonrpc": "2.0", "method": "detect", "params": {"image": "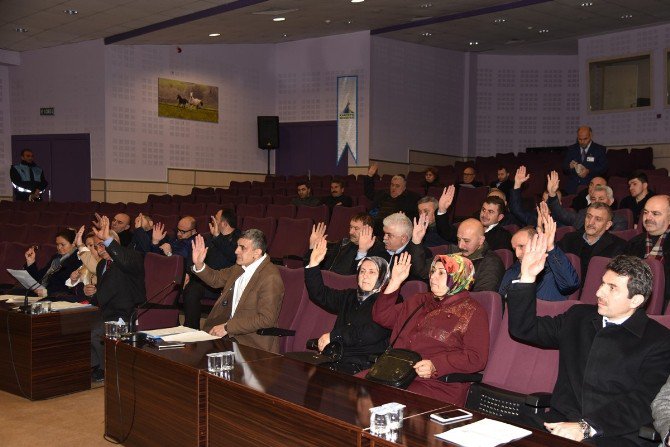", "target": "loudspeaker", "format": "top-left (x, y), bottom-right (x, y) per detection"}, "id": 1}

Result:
top-left (257, 116), bottom-right (279, 149)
